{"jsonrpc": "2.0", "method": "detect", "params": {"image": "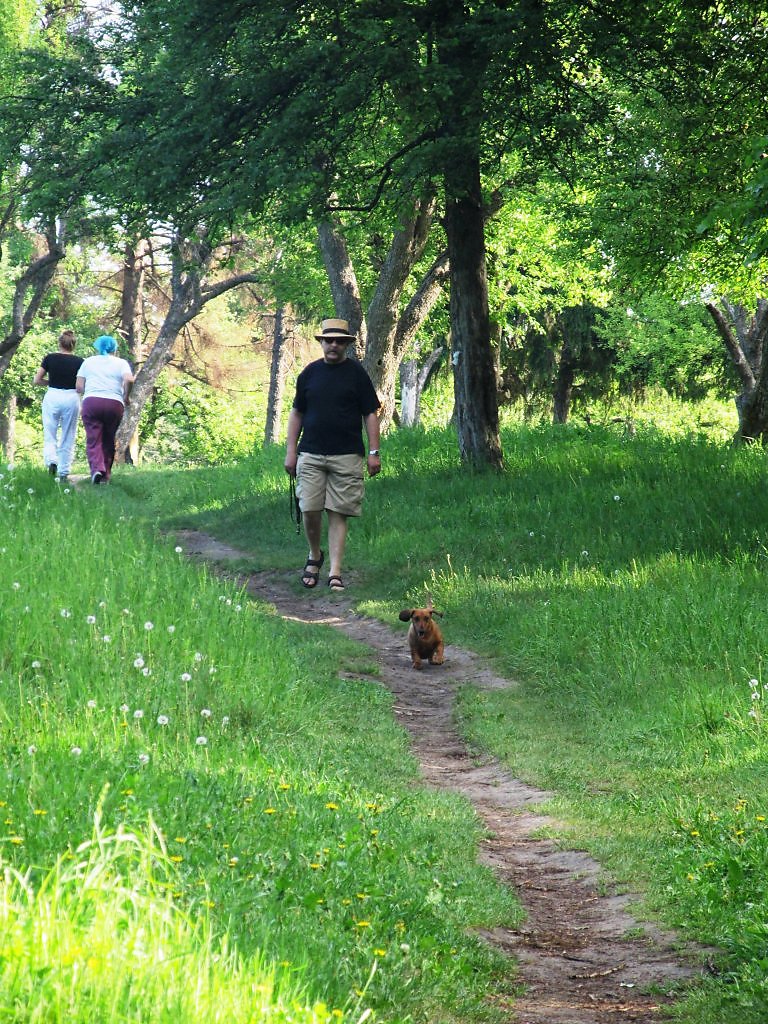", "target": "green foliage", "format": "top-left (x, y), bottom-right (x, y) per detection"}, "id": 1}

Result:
top-left (137, 376), bottom-right (265, 465)
top-left (597, 293), bottom-right (734, 400)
